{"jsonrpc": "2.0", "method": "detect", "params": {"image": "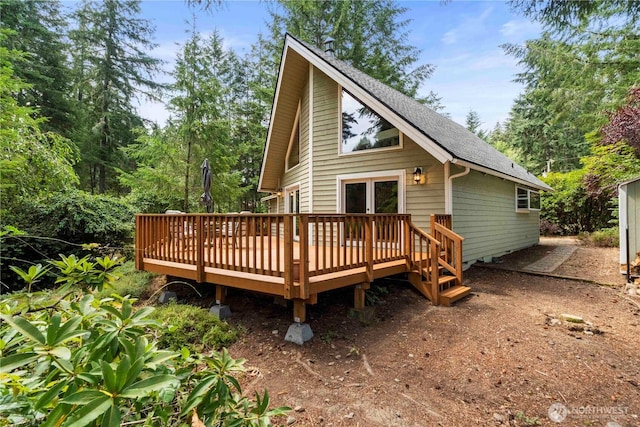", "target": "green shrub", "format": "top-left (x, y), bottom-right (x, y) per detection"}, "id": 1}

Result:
top-left (1, 191), bottom-right (136, 291)
top-left (151, 302), bottom-right (240, 353)
top-left (541, 170), bottom-right (613, 235)
top-left (0, 255), bottom-right (287, 426)
top-left (582, 227), bottom-right (619, 247)
top-left (95, 260), bottom-right (153, 300)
